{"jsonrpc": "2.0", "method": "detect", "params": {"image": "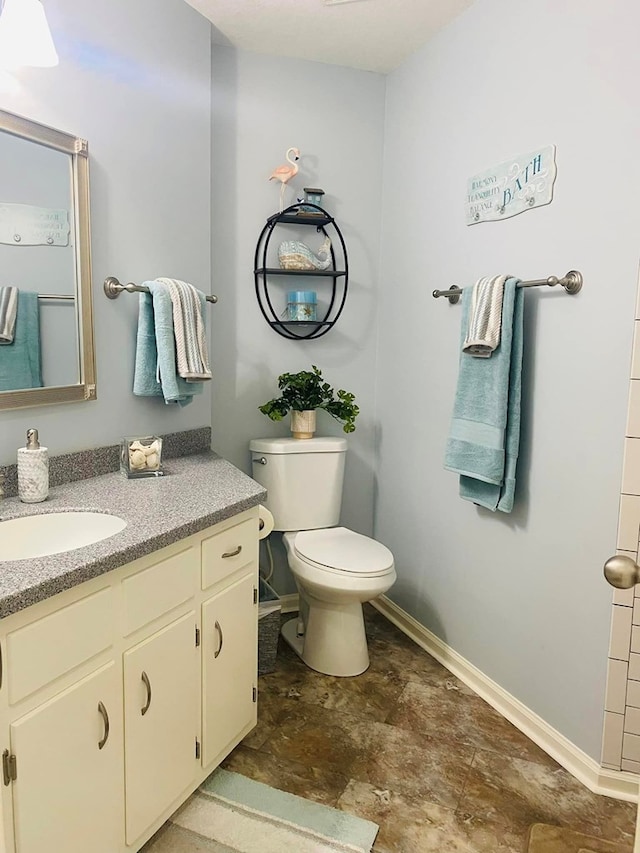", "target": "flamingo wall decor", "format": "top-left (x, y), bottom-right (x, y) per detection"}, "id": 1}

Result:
top-left (269, 147), bottom-right (300, 211)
